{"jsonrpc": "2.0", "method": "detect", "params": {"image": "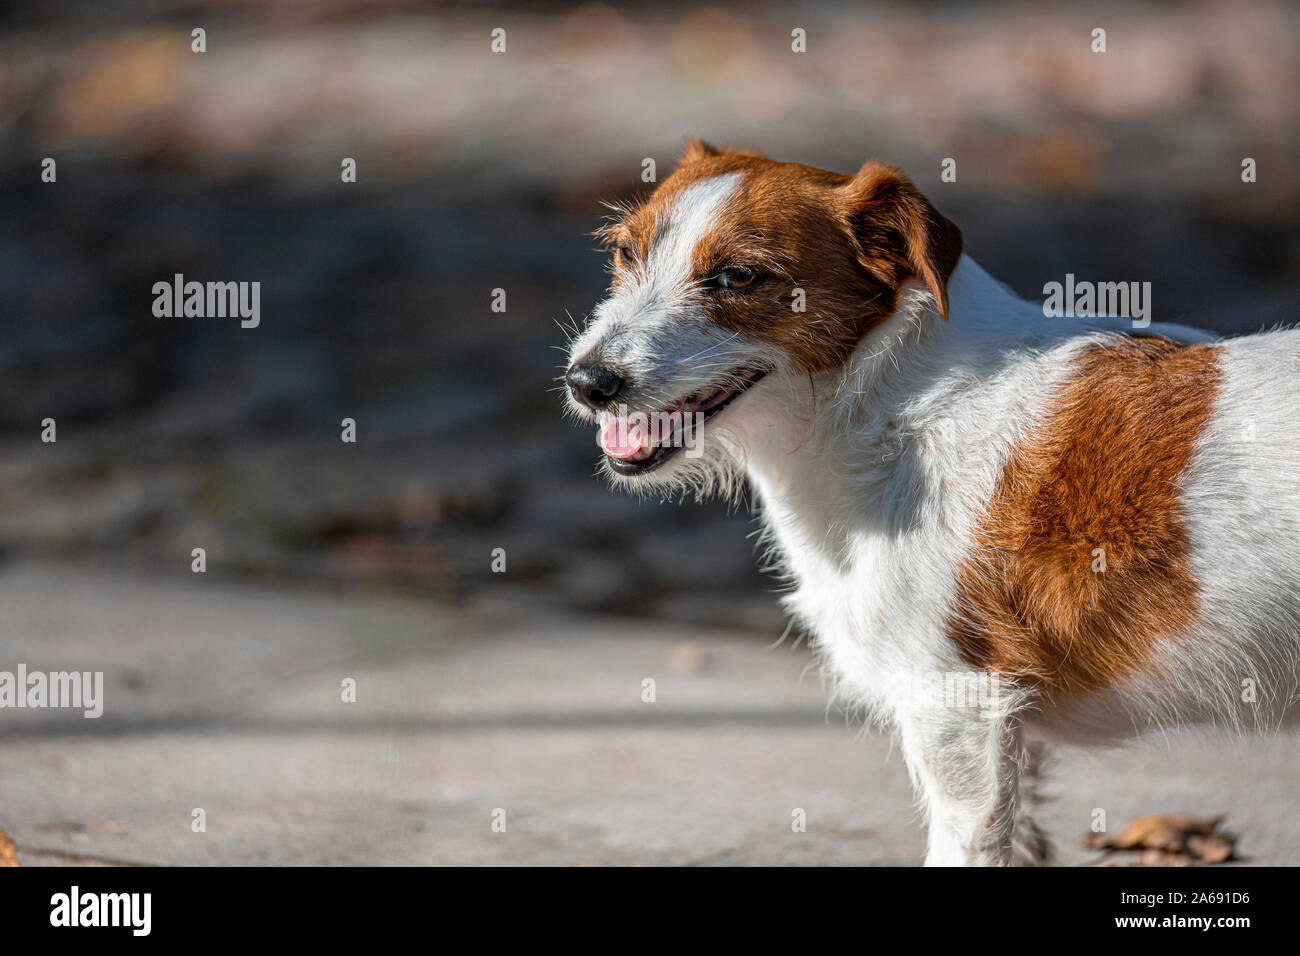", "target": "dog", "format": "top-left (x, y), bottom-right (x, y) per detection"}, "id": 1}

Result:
top-left (562, 140), bottom-right (1300, 865)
